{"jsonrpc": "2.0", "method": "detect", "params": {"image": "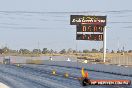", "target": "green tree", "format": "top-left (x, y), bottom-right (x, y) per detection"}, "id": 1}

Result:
top-left (19, 49), bottom-right (30, 54)
top-left (128, 50), bottom-right (132, 53)
top-left (67, 48), bottom-right (73, 54)
top-left (73, 50), bottom-right (77, 53)
top-left (33, 49), bottom-right (41, 54)
top-left (0, 49), bottom-right (4, 54)
top-left (42, 48), bottom-right (49, 54)
top-left (117, 49), bottom-right (121, 53)
top-left (49, 49), bottom-right (54, 54)
top-left (111, 50), bottom-right (115, 53)
top-left (2, 47), bottom-right (9, 54)
top-left (83, 49), bottom-right (89, 53)
top-left (99, 48), bottom-right (103, 53)
top-left (91, 48), bottom-right (98, 53)
top-left (59, 49), bottom-right (66, 54)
